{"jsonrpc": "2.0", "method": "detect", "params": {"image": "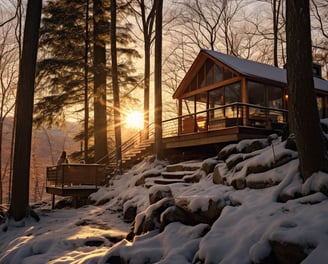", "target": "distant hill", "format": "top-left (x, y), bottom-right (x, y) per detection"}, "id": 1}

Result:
top-left (1, 117), bottom-right (80, 203)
